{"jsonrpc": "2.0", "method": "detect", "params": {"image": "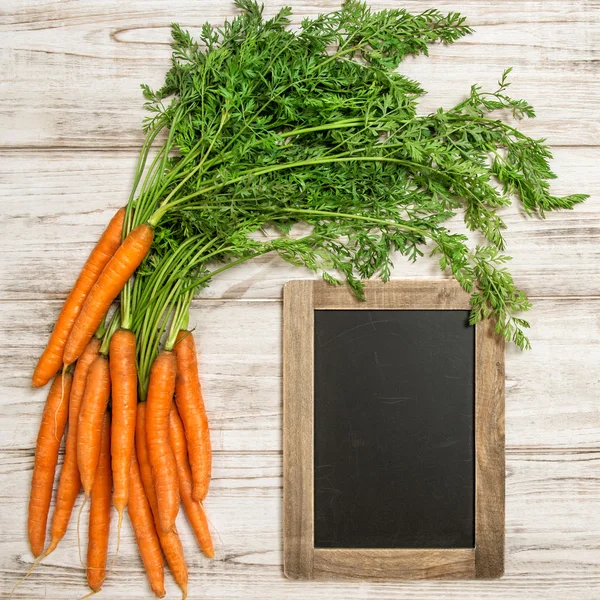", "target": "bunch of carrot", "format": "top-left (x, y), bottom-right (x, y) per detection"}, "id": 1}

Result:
top-left (21, 207), bottom-right (213, 599)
